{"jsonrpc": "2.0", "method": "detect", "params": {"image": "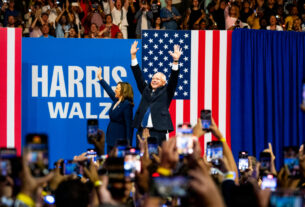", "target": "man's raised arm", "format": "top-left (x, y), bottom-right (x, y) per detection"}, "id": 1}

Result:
top-left (167, 44), bottom-right (182, 101)
top-left (130, 41), bottom-right (147, 94)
